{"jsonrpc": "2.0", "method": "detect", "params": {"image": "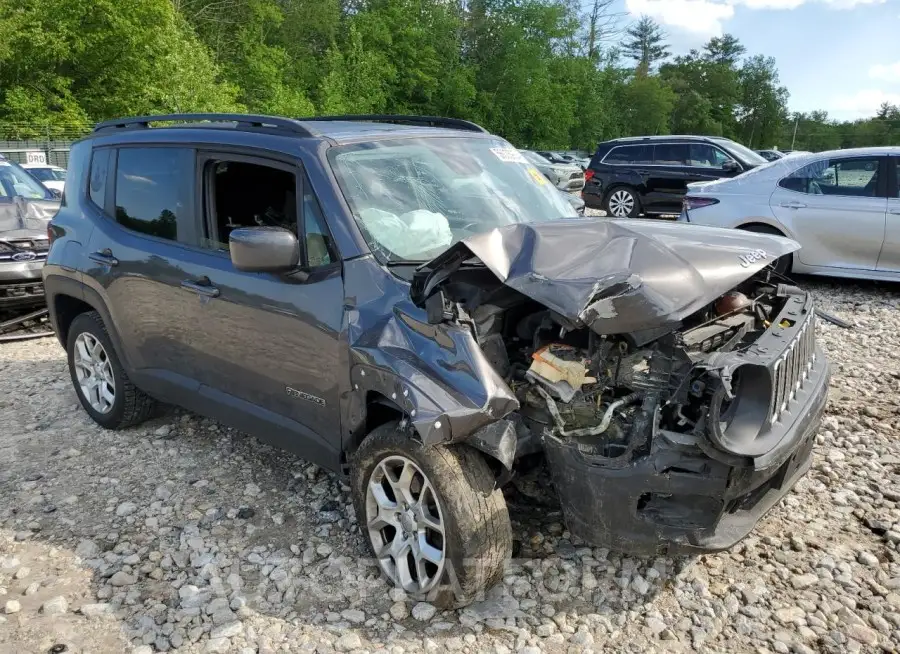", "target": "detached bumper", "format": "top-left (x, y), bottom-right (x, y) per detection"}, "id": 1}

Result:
top-left (543, 349), bottom-right (829, 556)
